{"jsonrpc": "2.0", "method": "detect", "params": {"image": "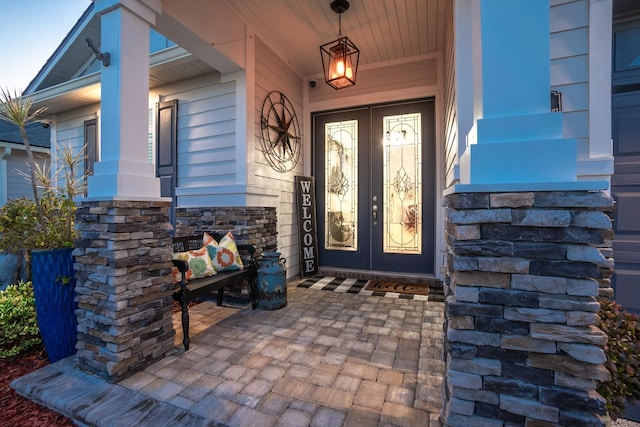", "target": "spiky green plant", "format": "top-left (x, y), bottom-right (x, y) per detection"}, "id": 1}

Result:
top-left (23, 143), bottom-right (87, 242)
top-left (0, 88), bottom-right (86, 280)
top-left (0, 87), bottom-right (48, 223)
